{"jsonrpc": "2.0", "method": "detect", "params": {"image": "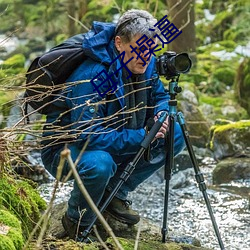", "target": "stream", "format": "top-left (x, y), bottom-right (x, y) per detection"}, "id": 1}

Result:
top-left (38, 155), bottom-right (250, 250)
